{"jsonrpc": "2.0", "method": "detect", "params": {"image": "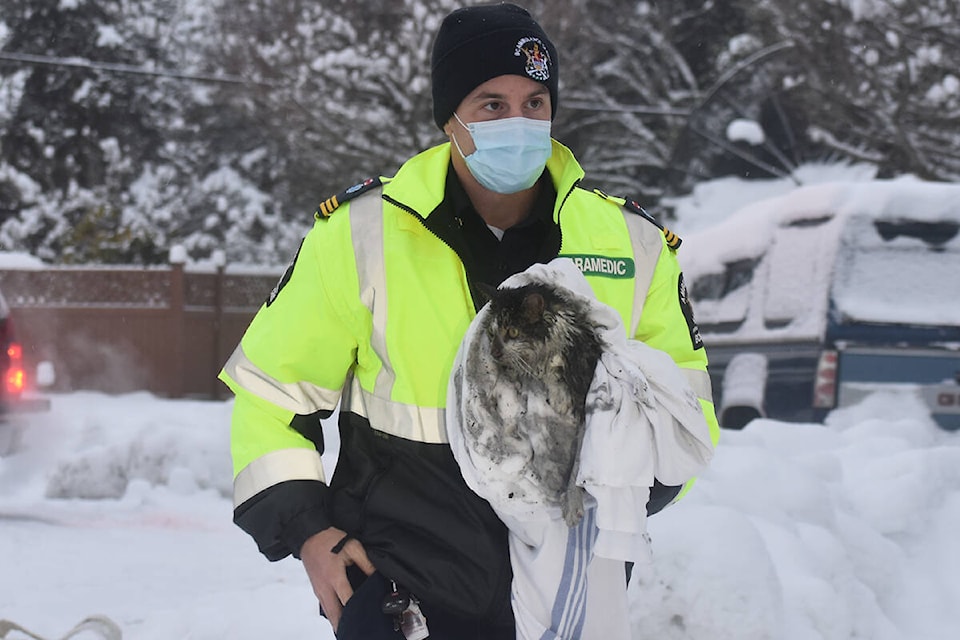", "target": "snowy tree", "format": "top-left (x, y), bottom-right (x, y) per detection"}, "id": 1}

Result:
top-left (202, 0), bottom-right (455, 223)
top-left (767, 0), bottom-right (960, 181)
top-left (0, 0), bottom-right (203, 263)
top-left (669, 0), bottom-right (960, 188)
